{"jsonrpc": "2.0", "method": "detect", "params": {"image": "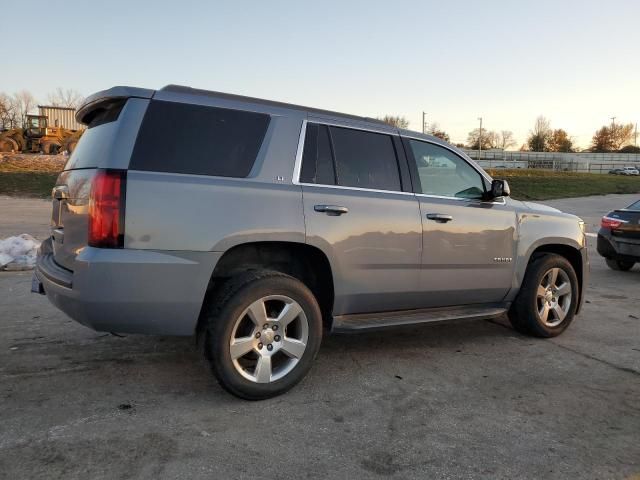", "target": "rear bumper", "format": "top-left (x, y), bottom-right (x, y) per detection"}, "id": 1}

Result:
top-left (34, 237), bottom-right (221, 335)
top-left (597, 229), bottom-right (640, 262)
